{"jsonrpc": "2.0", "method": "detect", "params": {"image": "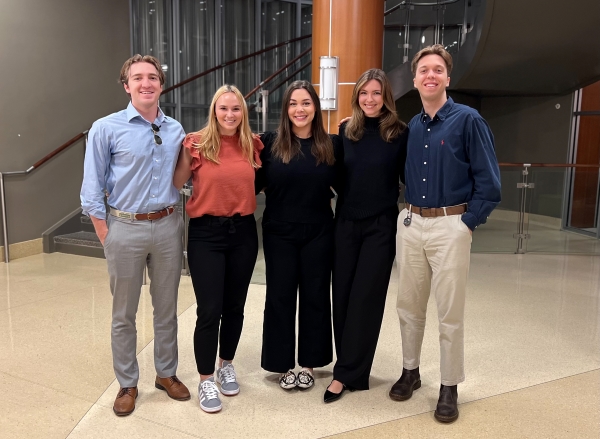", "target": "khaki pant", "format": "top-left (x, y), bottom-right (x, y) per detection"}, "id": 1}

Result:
top-left (396, 208), bottom-right (472, 385)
